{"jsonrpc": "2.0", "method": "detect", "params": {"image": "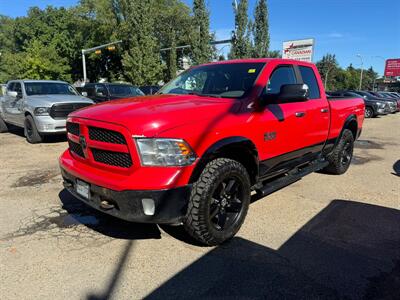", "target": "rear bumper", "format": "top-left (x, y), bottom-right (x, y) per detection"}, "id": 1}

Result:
top-left (61, 168), bottom-right (191, 224)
